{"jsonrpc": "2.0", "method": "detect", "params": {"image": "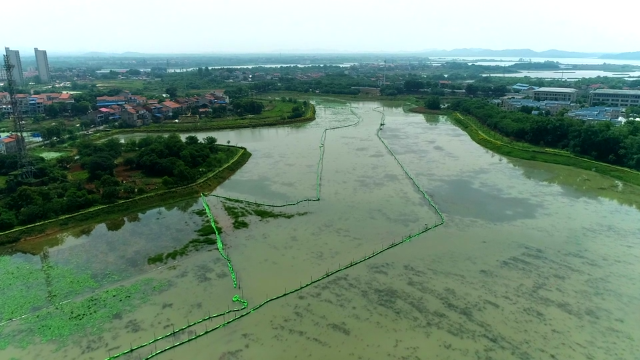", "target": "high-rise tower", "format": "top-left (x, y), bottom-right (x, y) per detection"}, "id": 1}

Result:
top-left (34, 48), bottom-right (51, 83)
top-left (4, 47), bottom-right (24, 87)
